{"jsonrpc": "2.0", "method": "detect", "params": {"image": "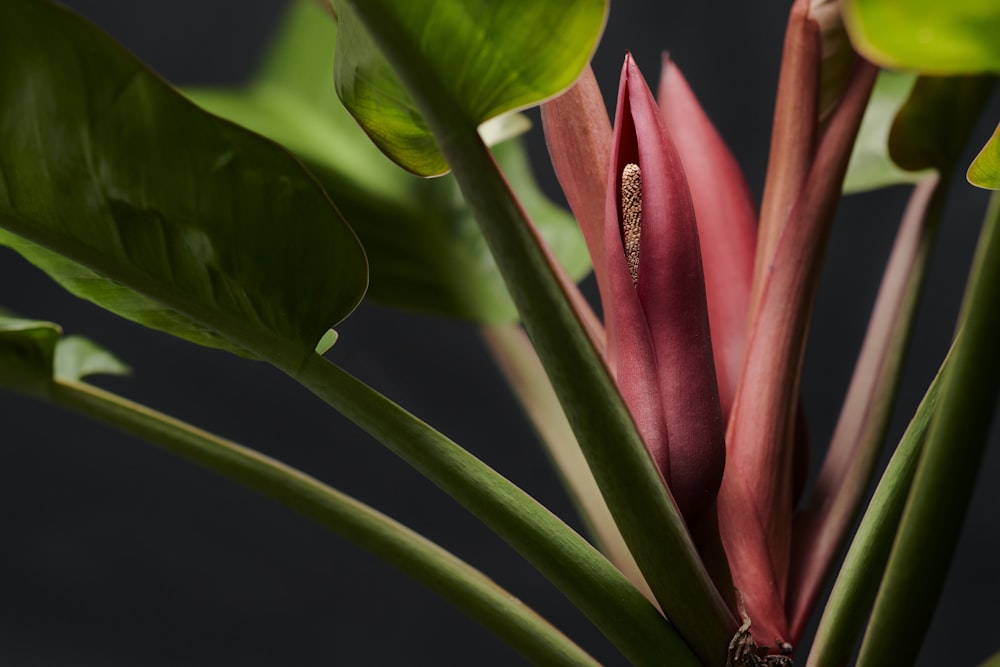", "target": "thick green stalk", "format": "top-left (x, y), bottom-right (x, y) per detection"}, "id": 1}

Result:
top-left (806, 354), bottom-right (944, 667)
top-left (49, 378), bottom-right (600, 667)
top-left (339, 3), bottom-right (737, 663)
top-left (481, 324), bottom-right (653, 604)
top-left (288, 353), bottom-right (696, 667)
top-left (857, 191), bottom-right (1000, 667)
